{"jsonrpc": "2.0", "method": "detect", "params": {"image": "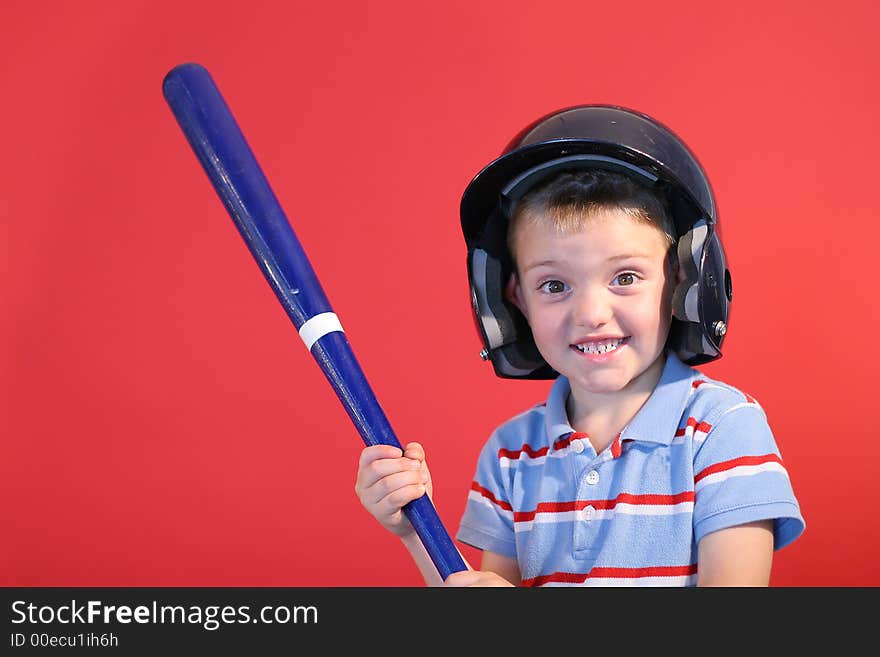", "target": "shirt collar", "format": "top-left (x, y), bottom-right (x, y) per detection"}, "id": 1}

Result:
top-left (544, 352), bottom-right (695, 445)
